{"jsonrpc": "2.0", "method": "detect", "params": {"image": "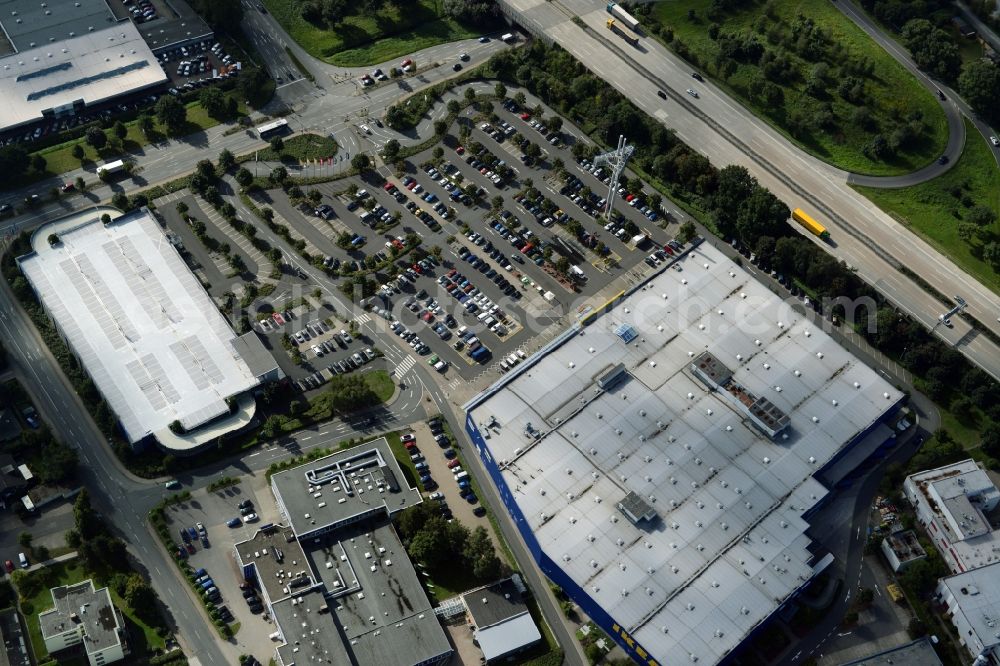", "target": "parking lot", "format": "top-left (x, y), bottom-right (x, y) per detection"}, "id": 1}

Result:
top-left (267, 93), bottom-right (681, 379)
top-left (163, 481), bottom-right (279, 661)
